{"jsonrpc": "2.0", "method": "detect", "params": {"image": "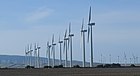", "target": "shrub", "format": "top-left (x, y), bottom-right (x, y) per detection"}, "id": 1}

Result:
top-left (25, 65), bottom-right (34, 69)
top-left (44, 66), bottom-right (52, 68)
top-left (130, 64), bottom-right (135, 67)
top-left (104, 64), bottom-right (111, 68)
top-left (111, 63), bottom-right (121, 68)
top-left (73, 65), bottom-right (80, 68)
top-left (96, 64), bottom-right (104, 68)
